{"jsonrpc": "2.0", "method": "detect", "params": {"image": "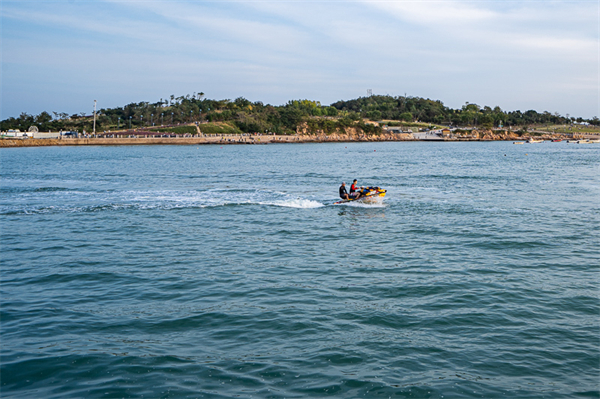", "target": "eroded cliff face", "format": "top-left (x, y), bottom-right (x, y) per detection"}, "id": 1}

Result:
top-left (479, 130), bottom-right (521, 140)
top-left (295, 123), bottom-right (406, 142)
top-left (478, 130), bottom-right (577, 140)
top-left (296, 123), bottom-right (575, 142)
